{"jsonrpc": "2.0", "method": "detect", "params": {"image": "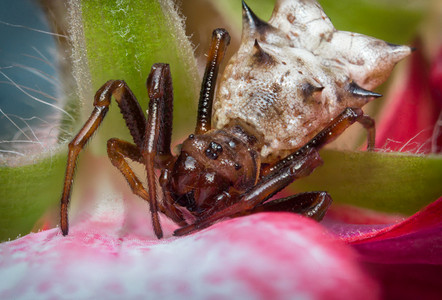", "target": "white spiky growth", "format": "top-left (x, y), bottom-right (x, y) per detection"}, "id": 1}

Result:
top-left (213, 0), bottom-right (412, 160)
